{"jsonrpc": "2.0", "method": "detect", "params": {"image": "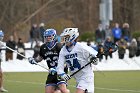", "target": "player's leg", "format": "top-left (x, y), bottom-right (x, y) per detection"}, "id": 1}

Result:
top-left (45, 74), bottom-right (61, 93)
top-left (75, 88), bottom-right (85, 93)
top-left (58, 83), bottom-right (70, 93)
top-left (45, 85), bottom-right (56, 93)
top-left (0, 68), bottom-right (2, 89)
top-left (54, 89), bottom-right (61, 93)
top-left (0, 68), bottom-right (8, 92)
